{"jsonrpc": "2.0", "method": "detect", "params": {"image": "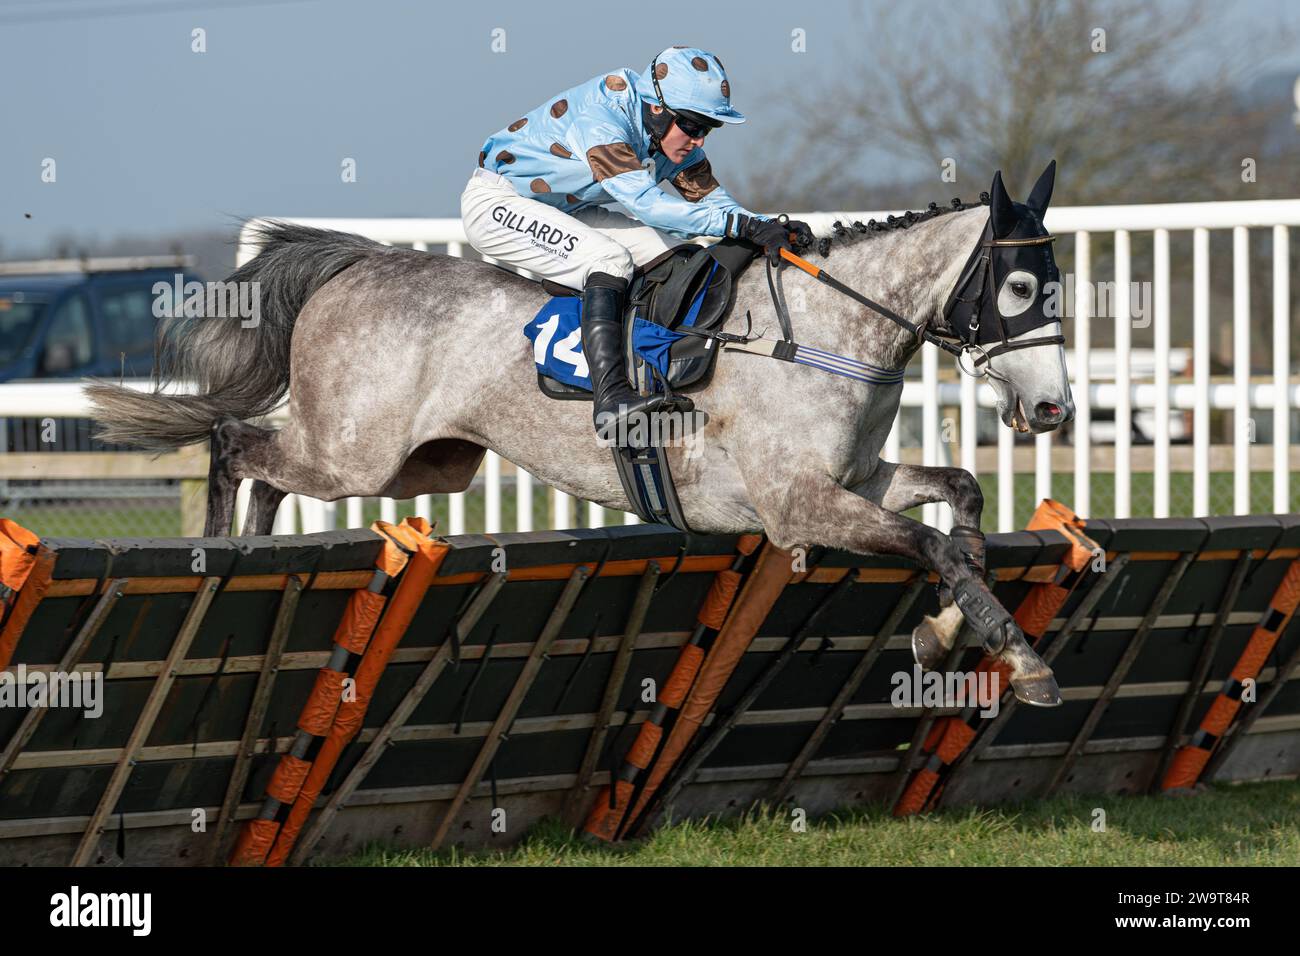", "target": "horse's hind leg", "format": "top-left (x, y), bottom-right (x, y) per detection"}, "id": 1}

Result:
top-left (241, 481), bottom-right (287, 536)
top-left (205, 419), bottom-right (241, 536)
top-left (205, 417), bottom-right (279, 537)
